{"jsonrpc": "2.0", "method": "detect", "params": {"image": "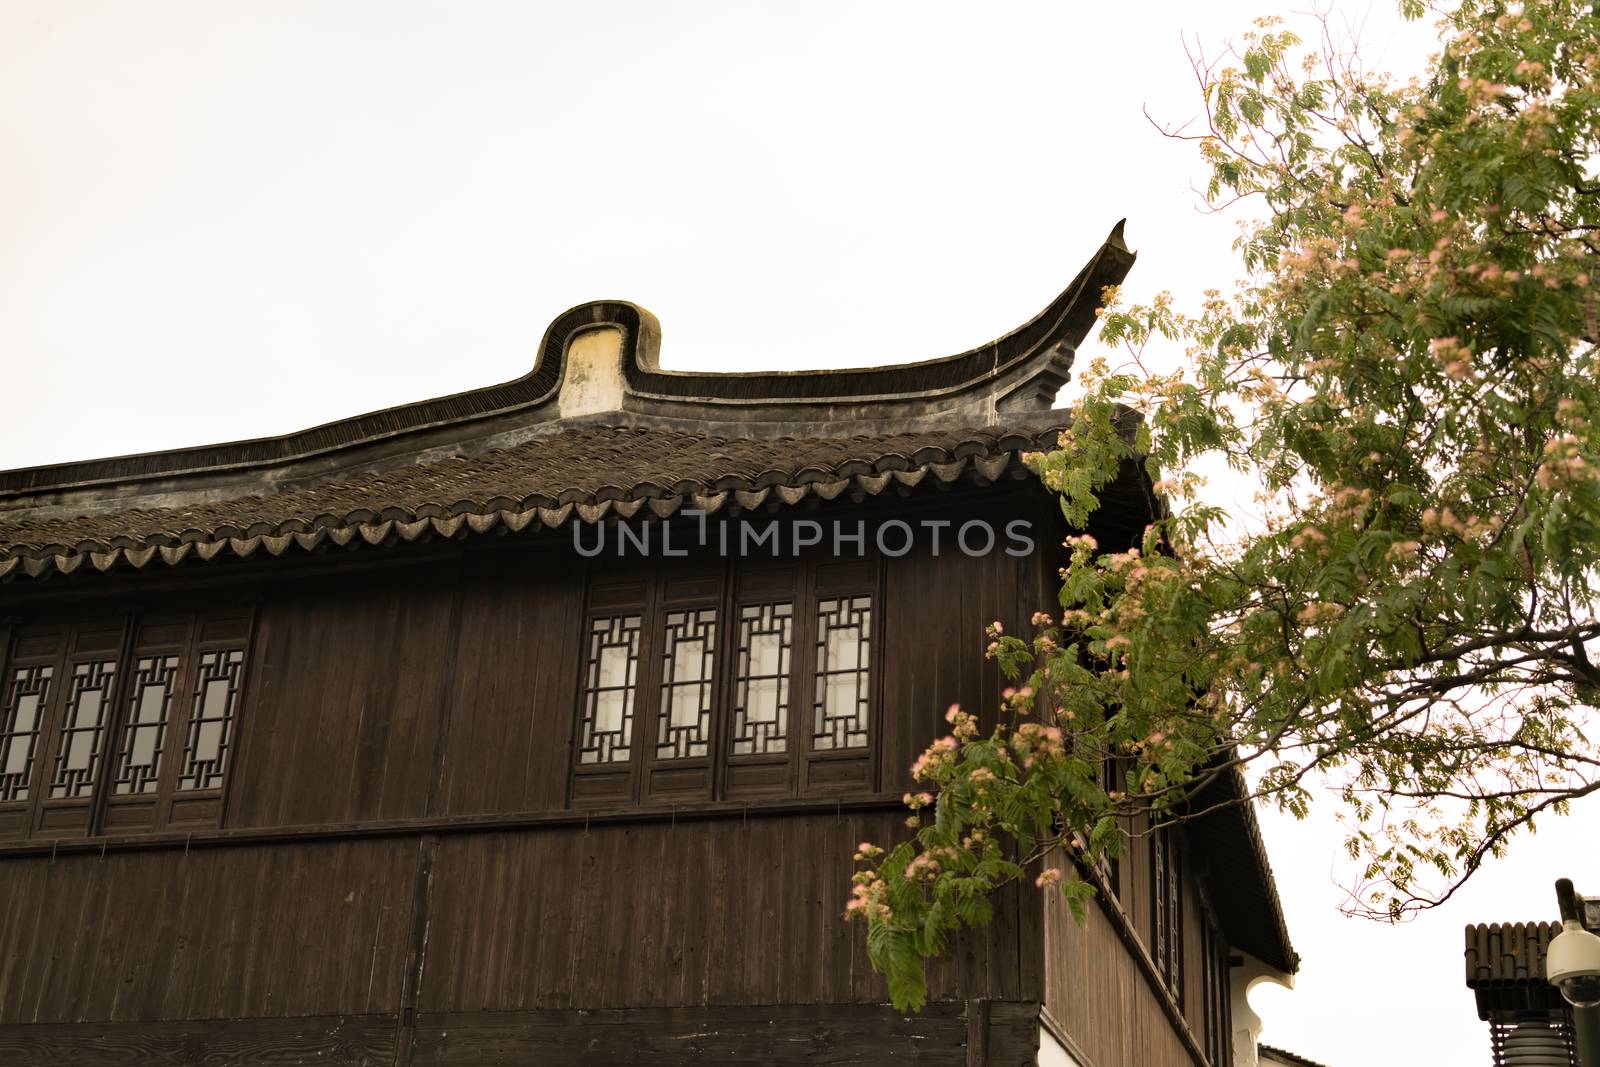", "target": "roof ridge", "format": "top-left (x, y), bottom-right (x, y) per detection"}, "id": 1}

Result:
top-left (0, 224), bottom-right (1132, 507)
